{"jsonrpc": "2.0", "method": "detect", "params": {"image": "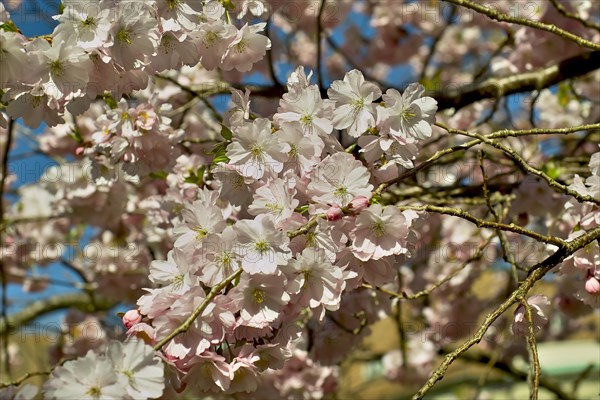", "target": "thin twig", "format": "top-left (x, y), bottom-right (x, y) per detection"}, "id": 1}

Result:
top-left (444, 0), bottom-right (600, 51)
top-left (548, 0), bottom-right (600, 31)
top-left (0, 118), bottom-right (15, 378)
top-left (412, 227), bottom-right (600, 399)
top-left (438, 122), bottom-right (600, 205)
top-left (316, 0), bottom-right (327, 89)
top-left (522, 299), bottom-right (540, 400)
top-left (153, 268), bottom-right (242, 351)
